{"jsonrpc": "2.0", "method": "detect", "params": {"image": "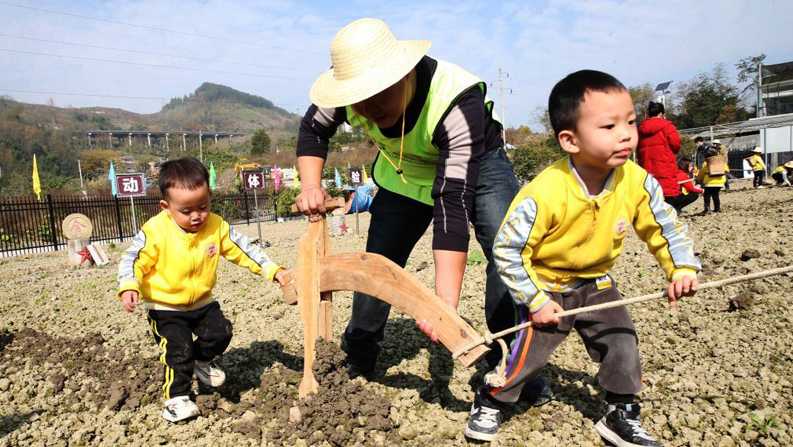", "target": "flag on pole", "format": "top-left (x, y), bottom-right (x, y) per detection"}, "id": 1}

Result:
top-left (362, 165), bottom-right (369, 184)
top-left (108, 161), bottom-right (117, 196)
top-left (209, 162), bottom-right (217, 190)
top-left (32, 154), bottom-right (42, 200)
top-left (273, 167), bottom-right (282, 192)
top-left (334, 167), bottom-right (342, 188)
